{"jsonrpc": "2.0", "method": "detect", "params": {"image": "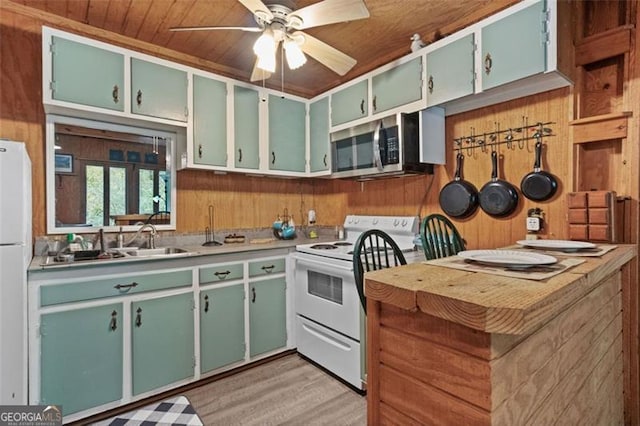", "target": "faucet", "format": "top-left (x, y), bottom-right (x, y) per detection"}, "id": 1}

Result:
top-left (125, 222), bottom-right (157, 249)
